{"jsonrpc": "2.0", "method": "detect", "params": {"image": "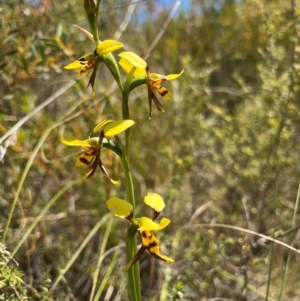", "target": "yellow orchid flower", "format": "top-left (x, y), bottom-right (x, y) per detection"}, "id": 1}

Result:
top-left (64, 25), bottom-right (124, 89)
top-left (106, 192), bottom-right (174, 271)
top-left (60, 119), bottom-right (134, 183)
top-left (60, 132), bottom-right (116, 182)
top-left (118, 51), bottom-right (184, 118)
top-left (65, 39), bottom-right (123, 75)
top-left (123, 229), bottom-right (174, 272)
